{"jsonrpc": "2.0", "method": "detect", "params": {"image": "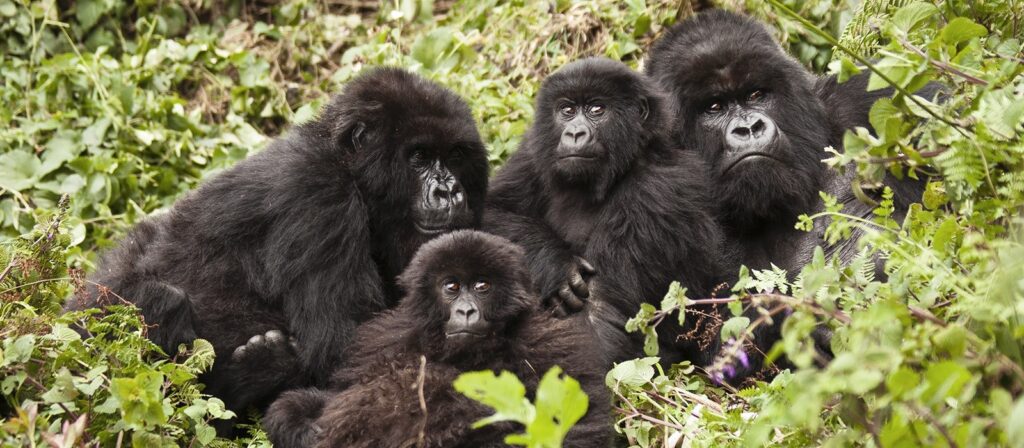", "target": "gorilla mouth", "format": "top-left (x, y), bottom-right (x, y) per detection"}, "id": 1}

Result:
top-left (445, 330), bottom-right (485, 339)
top-left (414, 222), bottom-right (450, 235)
top-left (560, 155), bottom-right (597, 160)
top-left (724, 152), bottom-right (779, 173)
